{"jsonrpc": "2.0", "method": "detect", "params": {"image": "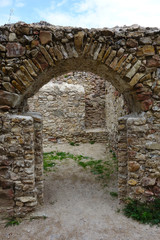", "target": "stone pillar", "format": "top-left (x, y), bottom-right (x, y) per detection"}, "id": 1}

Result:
top-left (0, 112), bottom-right (43, 217)
top-left (117, 116), bottom-right (128, 201)
top-left (25, 112), bottom-right (43, 204)
top-left (0, 114), bottom-right (37, 216)
top-left (0, 113), bottom-right (15, 217)
top-left (9, 114), bottom-right (37, 216)
top-left (118, 113), bottom-right (160, 201)
top-left (127, 115), bottom-right (148, 200)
